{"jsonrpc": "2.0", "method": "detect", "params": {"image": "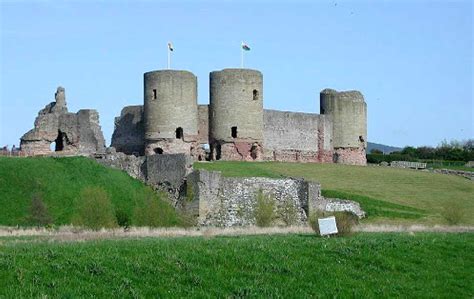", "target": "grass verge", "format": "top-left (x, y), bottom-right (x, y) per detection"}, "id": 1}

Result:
top-left (0, 233), bottom-right (472, 297)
